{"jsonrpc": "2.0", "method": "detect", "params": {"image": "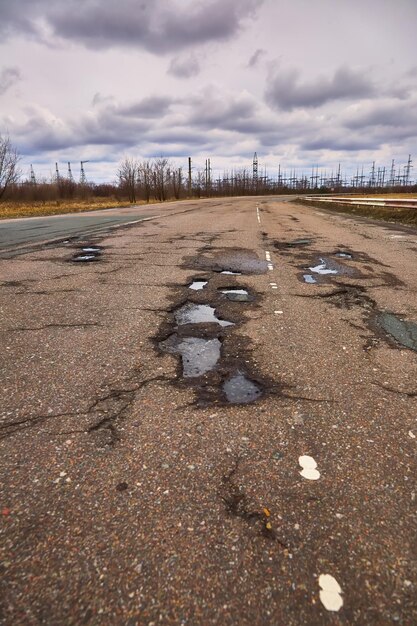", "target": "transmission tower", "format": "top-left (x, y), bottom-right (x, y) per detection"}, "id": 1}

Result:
top-left (67, 162), bottom-right (74, 182)
top-left (253, 152), bottom-right (258, 186)
top-left (55, 162), bottom-right (60, 183)
top-left (30, 164), bottom-right (36, 185)
top-left (80, 160), bottom-right (89, 184)
top-left (404, 154), bottom-right (413, 186)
